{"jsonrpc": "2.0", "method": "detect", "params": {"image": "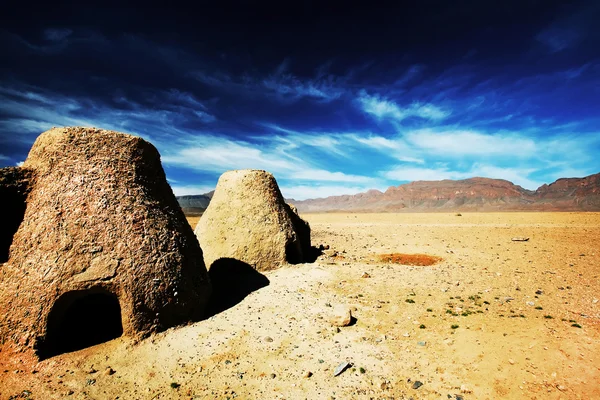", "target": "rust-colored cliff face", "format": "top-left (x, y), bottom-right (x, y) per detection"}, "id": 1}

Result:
top-left (287, 173), bottom-right (600, 212)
